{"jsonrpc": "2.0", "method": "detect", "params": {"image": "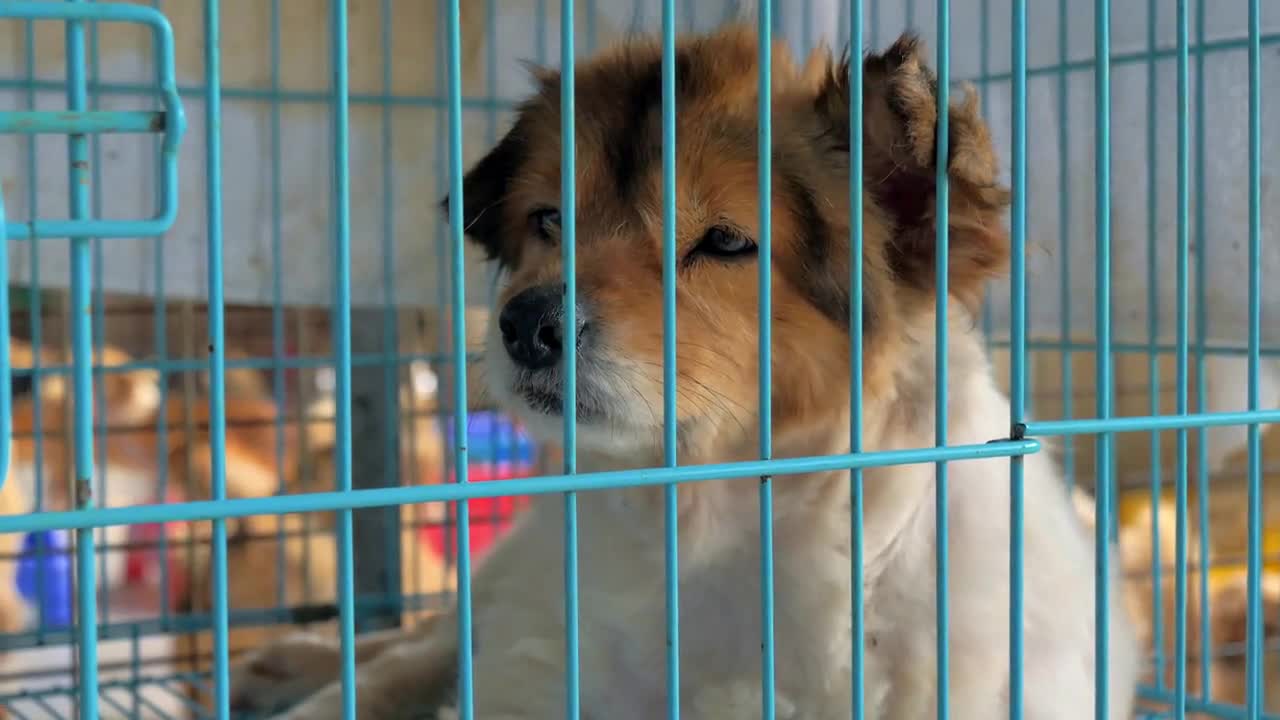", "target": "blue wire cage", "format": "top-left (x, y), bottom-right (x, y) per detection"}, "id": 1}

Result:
top-left (0, 0), bottom-right (1276, 718)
